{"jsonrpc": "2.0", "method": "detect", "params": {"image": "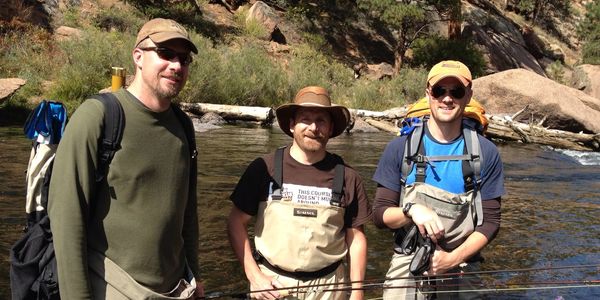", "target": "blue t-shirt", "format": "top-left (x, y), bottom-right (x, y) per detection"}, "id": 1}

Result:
top-left (373, 126), bottom-right (505, 201)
